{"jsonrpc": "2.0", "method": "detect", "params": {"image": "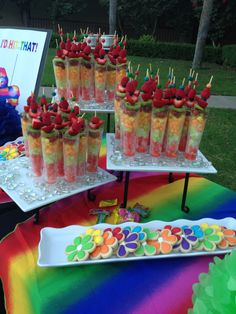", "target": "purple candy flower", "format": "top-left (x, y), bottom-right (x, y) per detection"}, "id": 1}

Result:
top-left (117, 230), bottom-right (139, 257)
top-left (173, 228), bottom-right (198, 252)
